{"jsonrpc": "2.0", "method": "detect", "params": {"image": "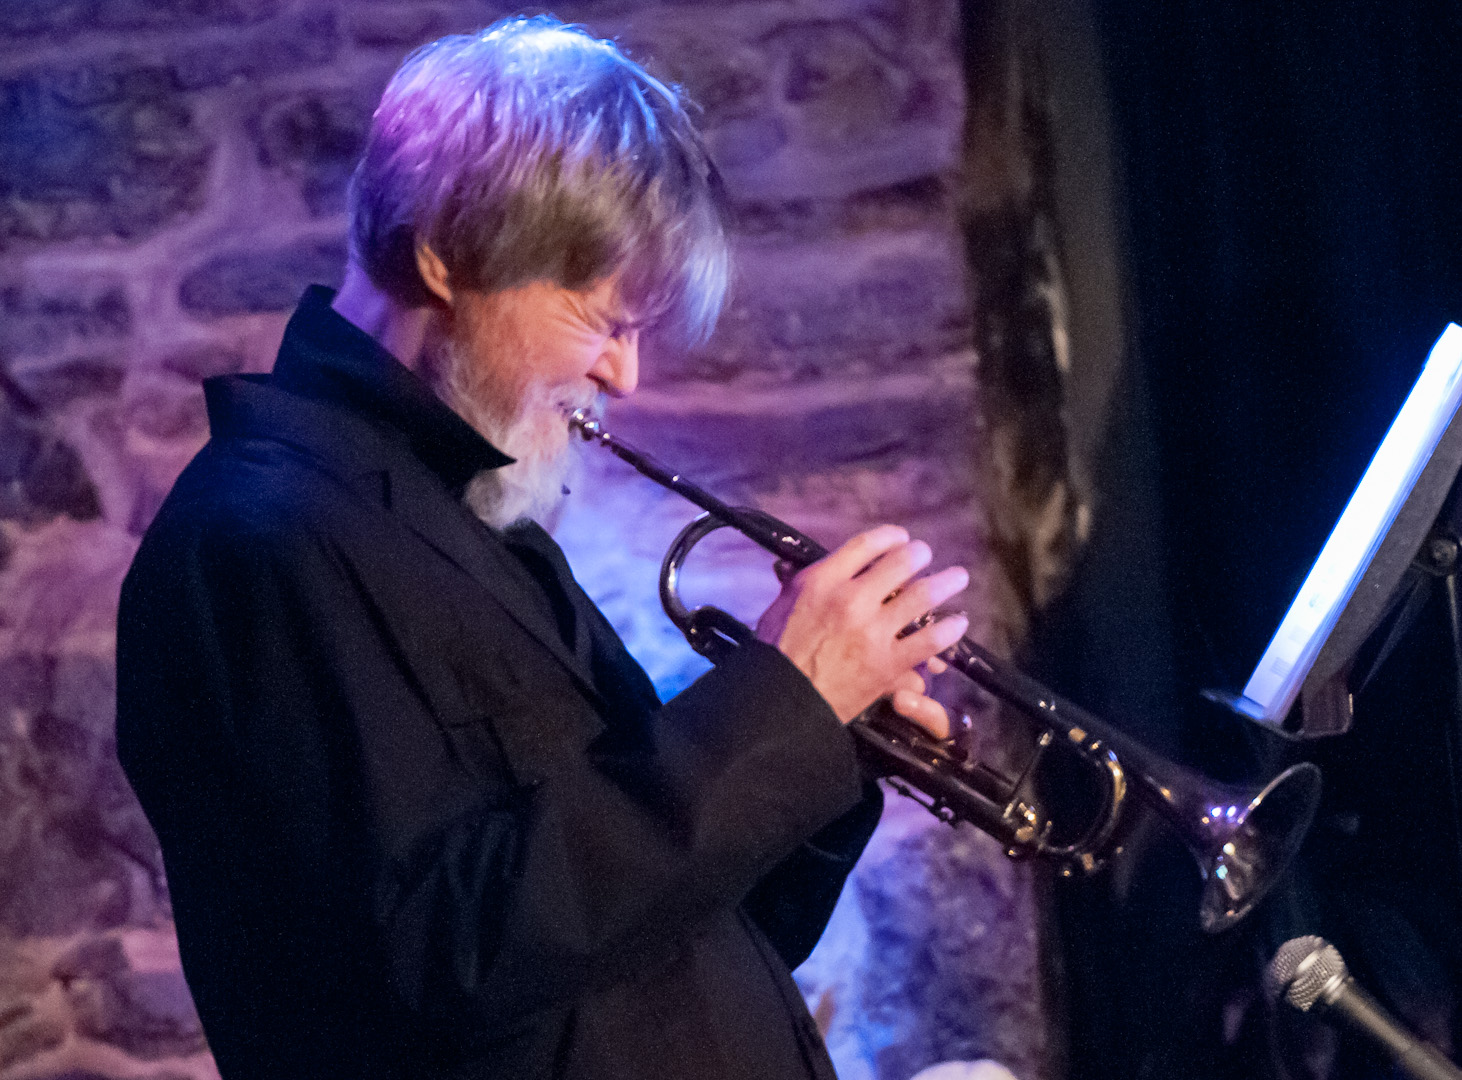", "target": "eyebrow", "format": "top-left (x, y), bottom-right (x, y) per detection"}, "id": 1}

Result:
top-left (594, 304), bottom-right (647, 335)
top-left (585, 280), bottom-right (653, 334)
